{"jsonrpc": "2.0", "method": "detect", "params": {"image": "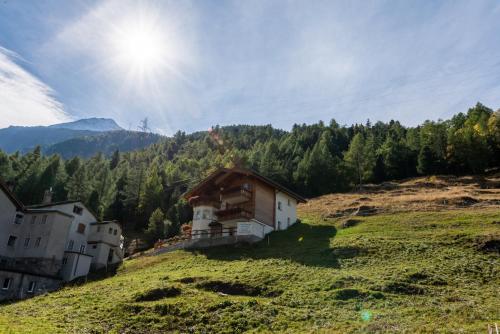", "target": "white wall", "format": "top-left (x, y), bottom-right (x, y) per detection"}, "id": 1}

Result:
top-left (0, 190), bottom-right (20, 256)
top-left (191, 205), bottom-right (217, 239)
top-left (237, 220), bottom-right (274, 239)
top-left (61, 252), bottom-right (92, 281)
top-left (275, 192), bottom-right (297, 231)
top-left (87, 221), bottom-right (123, 268)
top-left (13, 212), bottom-right (72, 261)
top-left (39, 202), bottom-right (97, 253)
